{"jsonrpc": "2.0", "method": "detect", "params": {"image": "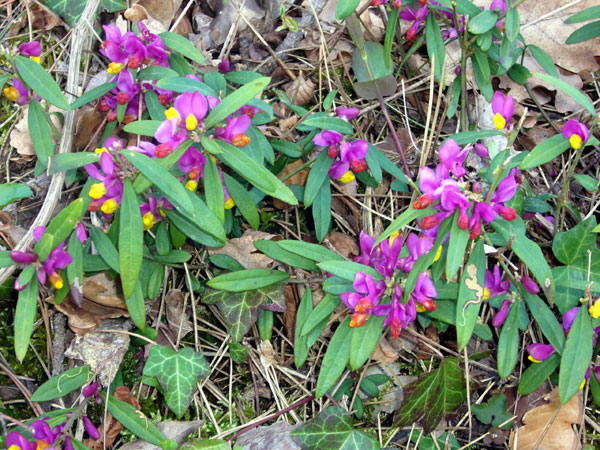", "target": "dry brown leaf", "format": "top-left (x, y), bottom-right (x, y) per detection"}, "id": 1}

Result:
top-left (125, 0), bottom-right (182, 34)
top-left (0, 211), bottom-right (27, 248)
top-left (9, 104), bottom-right (62, 158)
top-left (273, 159), bottom-right (308, 209)
top-left (165, 289), bottom-right (192, 338)
top-left (509, 388), bottom-right (582, 450)
top-left (74, 108), bottom-right (105, 151)
top-left (282, 285), bottom-right (298, 340)
top-left (327, 232), bottom-right (359, 259)
top-left (207, 230), bottom-right (275, 269)
top-left (279, 116), bottom-right (298, 132)
top-left (65, 328), bottom-right (130, 386)
top-left (372, 336), bottom-right (400, 364)
top-left (285, 73), bottom-right (316, 106)
top-left (209, 0), bottom-right (264, 47)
